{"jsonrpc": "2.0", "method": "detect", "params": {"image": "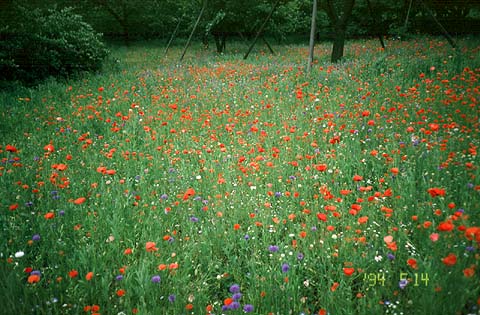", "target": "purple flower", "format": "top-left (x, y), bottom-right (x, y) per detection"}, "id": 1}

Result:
top-left (229, 284), bottom-right (240, 293)
top-left (190, 216), bottom-right (199, 222)
top-left (281, 263), bottom-right (290, 273)
top-left (297, 252), bottom-right (304, 260)
top-left (268, 245), bottom-right (279, 252)
top-left (168, 294), bottom-right (176, 303)
top-left (151, 275), bottom-right (161, 283)
top-left (387, 253), bottom-right (395, 260)
top-left (59, 210), bottom-right (65, 216)
top-left (399, 279), bottom-right (408, 289)
top-left (31, 270), bottom-right (41, 276)
top-left (230, 301), bottom-right (240, 309)
top-left (115, 275), bottom-right (124, 281)
top-left (232, 292), bottom-right (242, 301)
top-left (244, 234), bottom-right (250, 240)
top-left (274, 192), bottom-right (282, 197)
top-left (160, 194), bottom-right (169, 200)
top-left (243, 304), bottom-right (254, 312)
top-left (32, 234), bottom-right (41, 241)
